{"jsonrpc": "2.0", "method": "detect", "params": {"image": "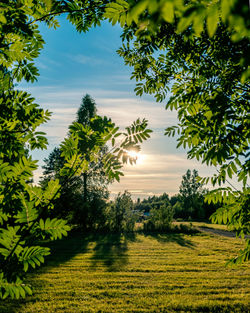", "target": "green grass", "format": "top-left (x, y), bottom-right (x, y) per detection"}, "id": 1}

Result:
top-left (173, 221), bottom-right (229, 231)
top-left (1, 226), bottom-right (249, 313)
